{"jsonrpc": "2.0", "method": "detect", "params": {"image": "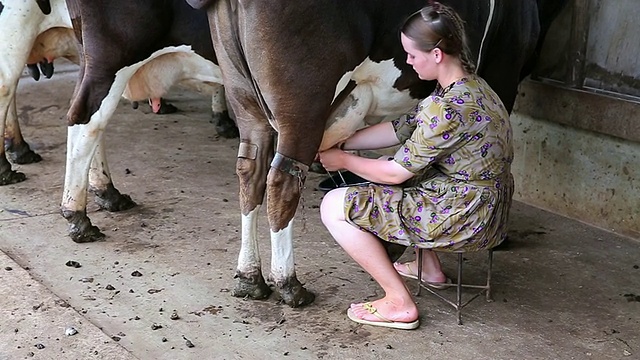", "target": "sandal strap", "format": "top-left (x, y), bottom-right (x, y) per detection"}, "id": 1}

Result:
top-left (363, 303), bottom-right (393, 323)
